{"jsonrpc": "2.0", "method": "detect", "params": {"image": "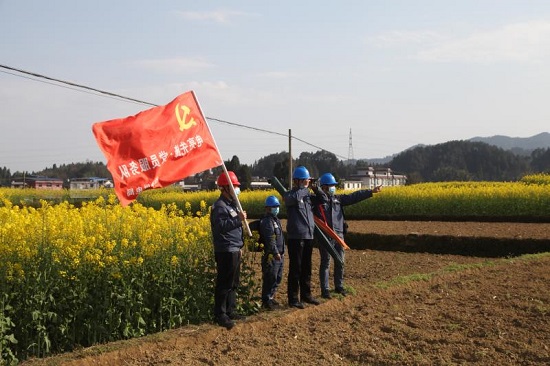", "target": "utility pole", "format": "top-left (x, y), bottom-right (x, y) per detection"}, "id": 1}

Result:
top-left (288, 129), bottom-right (292, 190)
